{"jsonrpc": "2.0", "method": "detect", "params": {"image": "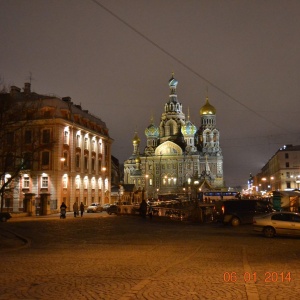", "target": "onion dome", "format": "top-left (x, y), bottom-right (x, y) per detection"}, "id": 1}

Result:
top-left (169, 72), bottom-right (178, 90)
top-left (135, 156), bottom-right (141, 164)
top-left (145, 123), bottom-right (159, 138)
top-left (182, 119), bottom-right (197, 135)
top-left (132, 132), bottom-right (140, 145)
top-left (145, 116), bottom-right (159, 138)
top-left (200, 96), bottom-right (216, 115)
